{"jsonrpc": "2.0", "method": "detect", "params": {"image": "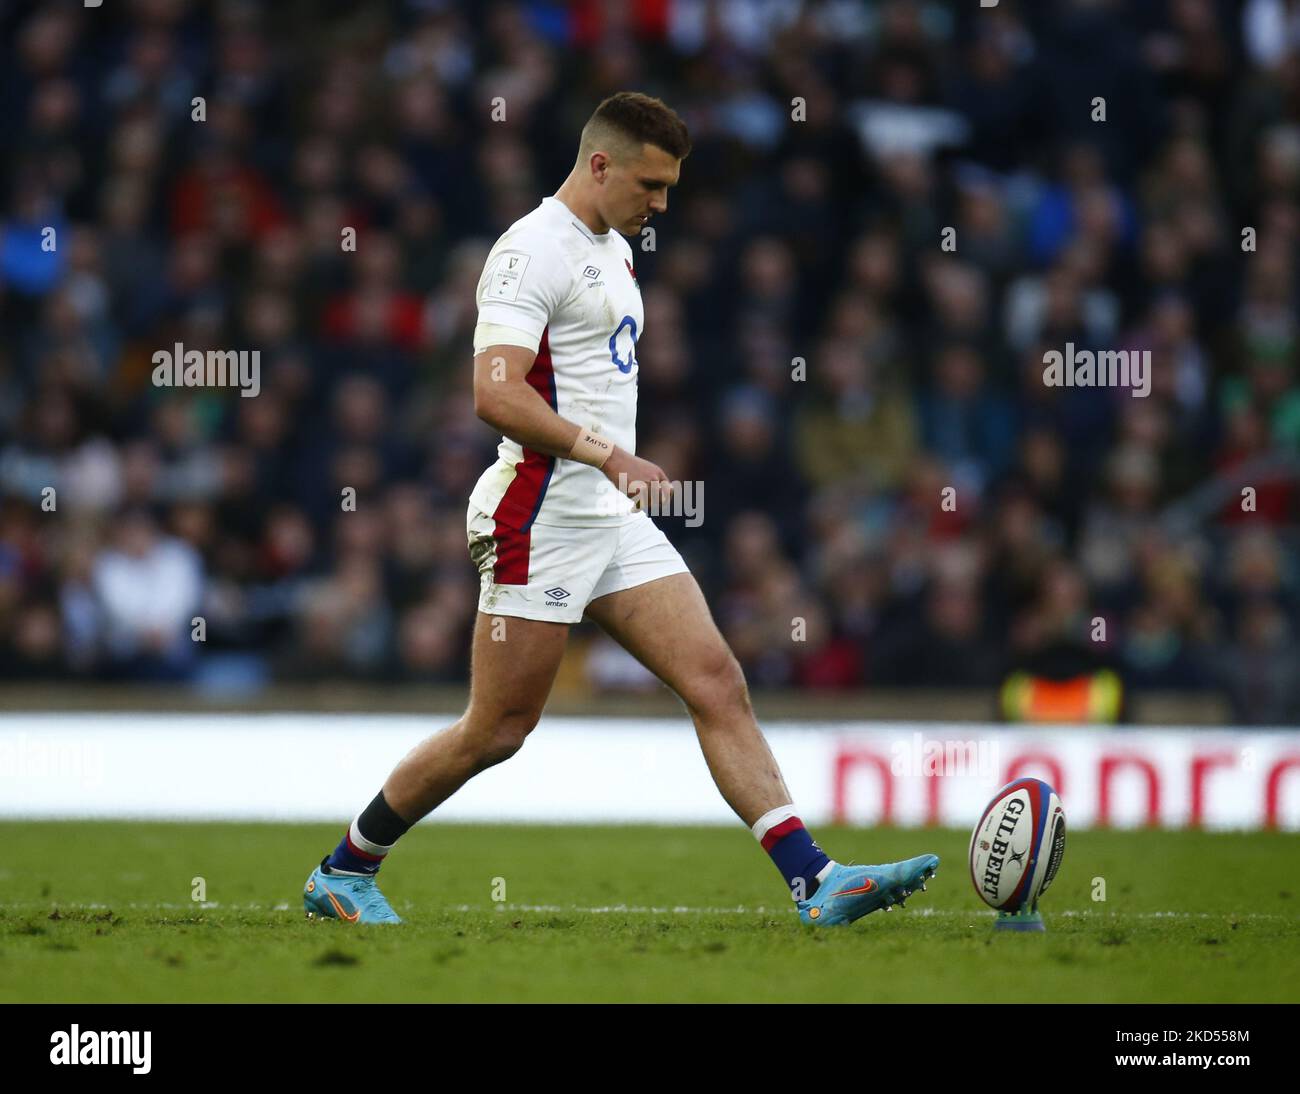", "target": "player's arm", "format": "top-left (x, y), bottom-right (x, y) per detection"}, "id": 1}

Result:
top-left (472, 251), bottom-right (605, 465)
top-left (472, 343), bottom-right (588, 460)
top-left (472, 341), bottom-right (669, 495)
